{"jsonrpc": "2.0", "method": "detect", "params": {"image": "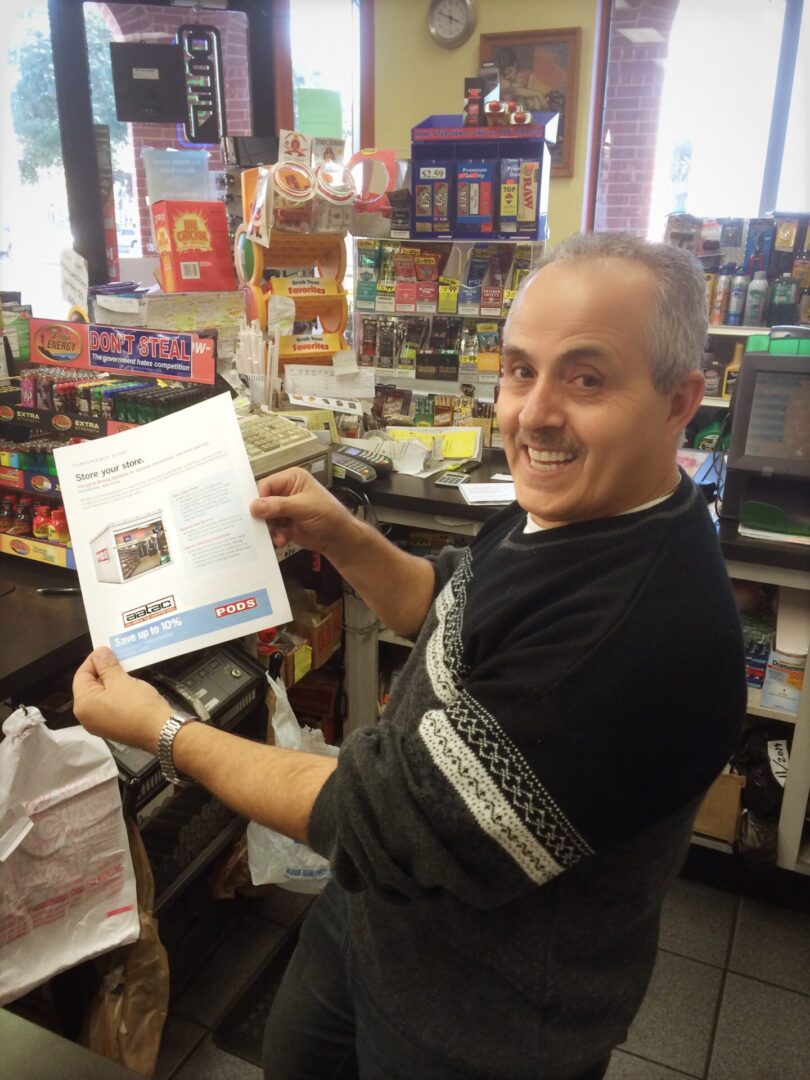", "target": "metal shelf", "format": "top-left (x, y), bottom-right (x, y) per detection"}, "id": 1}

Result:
top-left (747, 686), bottom-right (798, 725)
top-left (154, 814), bottom-right (245, 916)
top-left (358, 307), bottom-right (508, 321)
top-left (707, 326), bottom-right (769, 337)
top-left (691, 834), bottom-right (735, 854)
